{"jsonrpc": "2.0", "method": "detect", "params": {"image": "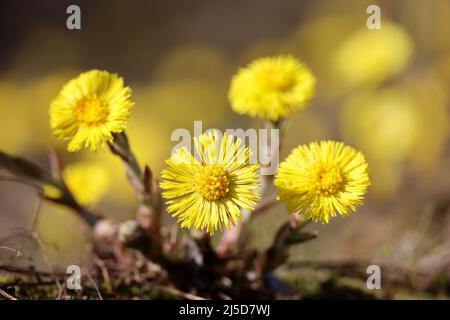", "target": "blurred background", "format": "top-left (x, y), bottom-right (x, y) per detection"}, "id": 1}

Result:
top-left (0, 0), bottom-right (449, 292)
